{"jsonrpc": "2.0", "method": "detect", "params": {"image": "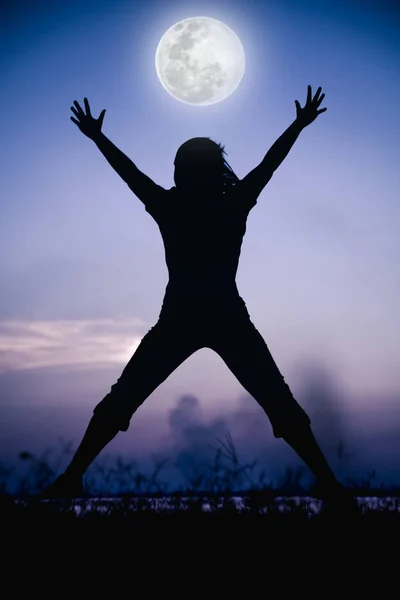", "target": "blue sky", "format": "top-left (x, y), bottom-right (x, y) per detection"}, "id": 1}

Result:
top-left (1, 0), bottom-right (399, 488)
